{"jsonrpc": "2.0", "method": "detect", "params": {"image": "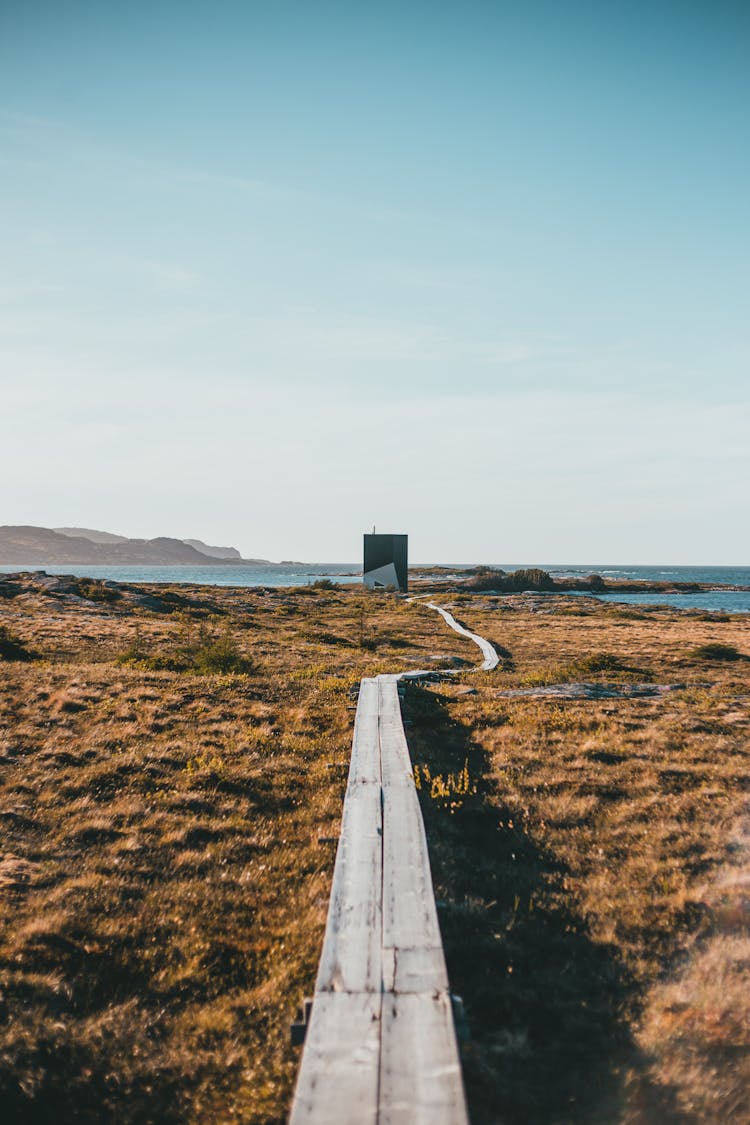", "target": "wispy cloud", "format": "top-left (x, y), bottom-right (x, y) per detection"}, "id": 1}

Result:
top-left (0, 106), bottom-right (441, 229)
